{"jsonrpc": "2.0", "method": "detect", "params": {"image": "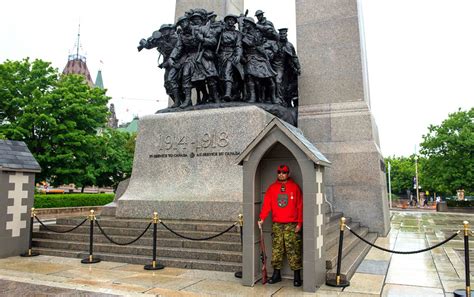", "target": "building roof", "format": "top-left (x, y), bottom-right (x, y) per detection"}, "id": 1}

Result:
top-left (117, 117), bottom-right (139, 134)
top-left (0, 140), bottom-right (41, 173)
top-left (62, 56), bottom-right (94, 86)
top-left (235, 117), bottom-right (331, 167)
top-left (95, 70), bottom-right (104, 89)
